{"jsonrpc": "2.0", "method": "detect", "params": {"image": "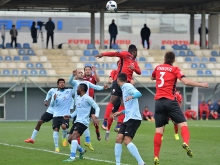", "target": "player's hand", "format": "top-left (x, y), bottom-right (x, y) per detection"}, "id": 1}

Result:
top-left (103, 84), bottom-right (109, 89)
top-left (72, 69), bottom-right (77, 76)
top-left (54, 94), bottom-right (57, 100)
top-left (125, 96), bottom-right (133, 102)
top-left (128, 64), bottom-right (135, 70)
top-left (63, 115), bottom-right (70, 120)
top-left (94, 54), bottom-right (103, 59)
top-left (201, 82), bottom-right (209, 88)
top-left (92, 117), bottom-right (99, 126)
top-left (44, 101), bottom-right (49, 106)
top-left (112, 111), bottom-right (122, 118)
top-left (92, 66), bottom-right (96, 71)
